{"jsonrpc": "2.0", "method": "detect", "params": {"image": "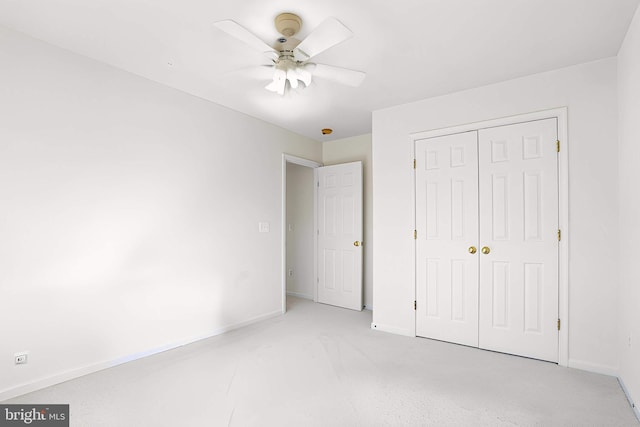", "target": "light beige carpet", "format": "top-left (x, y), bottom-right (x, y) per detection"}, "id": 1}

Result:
top-left (5, 297), bottom-right (638, 426)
